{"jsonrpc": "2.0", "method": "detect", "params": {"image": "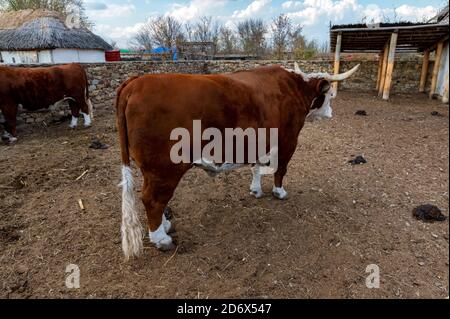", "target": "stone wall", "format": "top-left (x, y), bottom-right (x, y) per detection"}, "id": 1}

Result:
top-left (3, 59), bottom-right (432, 126)
top-left (85, 60), bottom-right (432, 111)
